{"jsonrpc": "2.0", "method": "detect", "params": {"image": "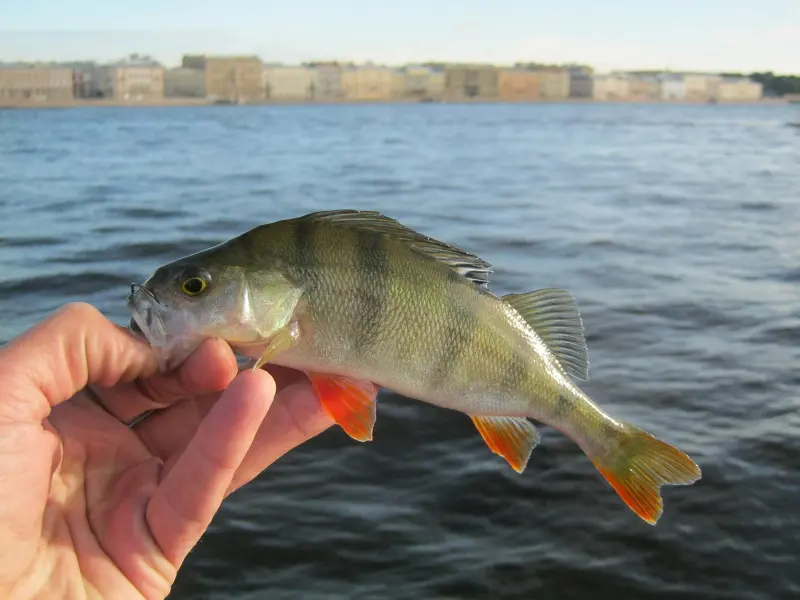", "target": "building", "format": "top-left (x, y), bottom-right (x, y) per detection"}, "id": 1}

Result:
top-left (718, 76), bottom-right (763, 101)
top-left (627, 75), bottom-right (646, 101)
top-left (569, 66), bottom-right (594, 98)
top-left (497, 68), bottom-right (540, 101)
top-left (537, 69), bottom-right (570, 99)
top-left (164, 67), bottom-right (206, 98)
top-left (205, 56), bottom-right (263, 103)
top-left (263, 66), bottom-right (315, 100)
top-left (444, 64), bottom-right (498, 99)
top-left (49, 61), bottom-right (103, 98)
top-left (426, 69), bottom-right (445, 100)
top-left (312, 64), bottom-right (344, 100)
top-left (645, 75), bottom-right (662, 100)
top-left (0, 64), bottom-right (74, 102)
top-left (99, 55), bottom-right (164, 100)
top-left (684, 73), bottom-right (722, 101)
top-left (398, 65), bottom-right (445, 100)
top-left (660, 74), bottom-right (686, 100)
top-left (56, 61), bottom-right (102, 98)
top-left (592, 74), bottom-right (631, 101)
top-left (341, 65), bottom-right (395, 100)
top-left (391, 69), bottom-right (406, 98)
top-left (627, 74), bottom-right (662, 101)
